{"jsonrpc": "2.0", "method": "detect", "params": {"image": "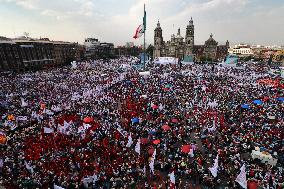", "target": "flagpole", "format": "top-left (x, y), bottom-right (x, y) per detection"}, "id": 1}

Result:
top-left (143, 4), bottom-right (146, 71)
